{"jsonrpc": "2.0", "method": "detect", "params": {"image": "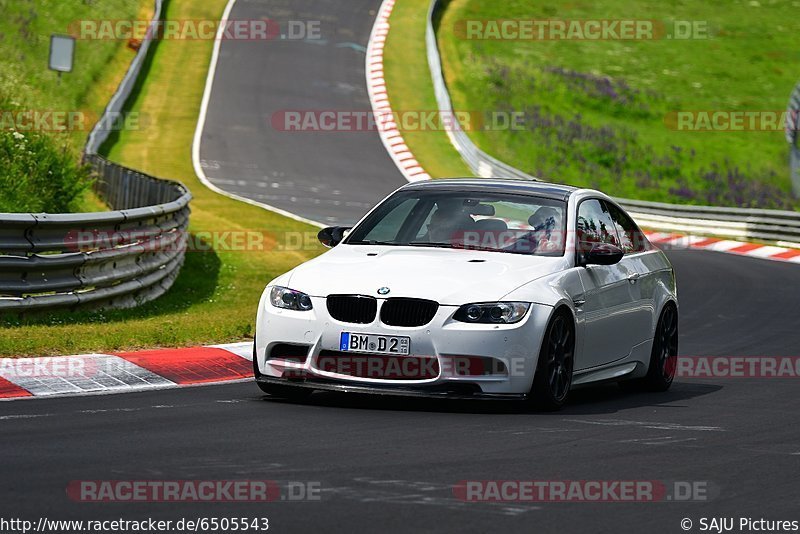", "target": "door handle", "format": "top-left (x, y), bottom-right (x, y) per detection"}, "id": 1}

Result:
top-left (572, 297), bottom-right (586, 307)
top-left (627, 272), bottom-right (640, 283)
